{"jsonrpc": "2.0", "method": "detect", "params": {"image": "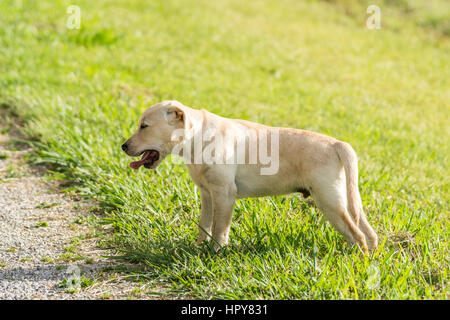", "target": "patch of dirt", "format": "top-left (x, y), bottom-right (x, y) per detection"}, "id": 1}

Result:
top-left (0, 108), bottom-right (174, 299)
